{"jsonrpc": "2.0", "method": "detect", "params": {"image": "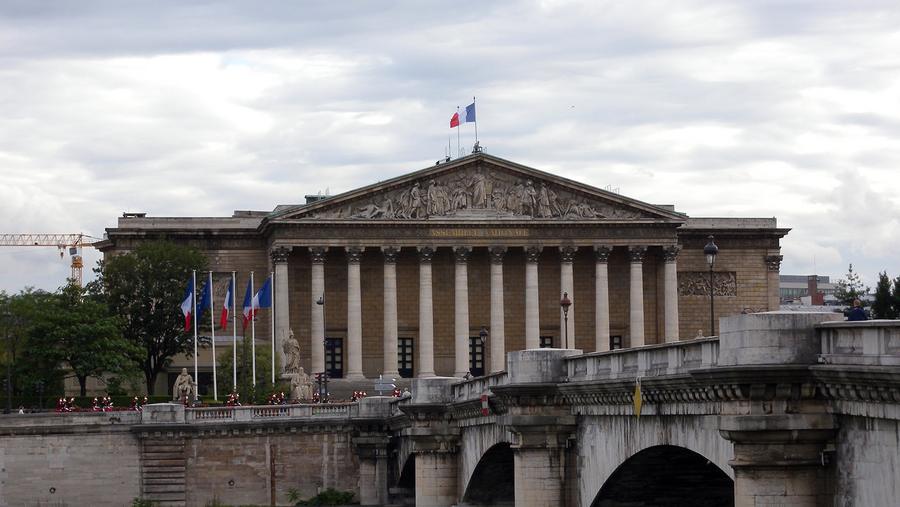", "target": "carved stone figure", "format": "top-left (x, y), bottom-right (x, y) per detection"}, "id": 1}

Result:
top-left (282, 329), bottom-right (301, 374)
top-left (291, 368), bottom-right (314, 401)
top-left (173, 368), bottom-right (195, 400)
top-left (470, 169), bottom-right (489, 208)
